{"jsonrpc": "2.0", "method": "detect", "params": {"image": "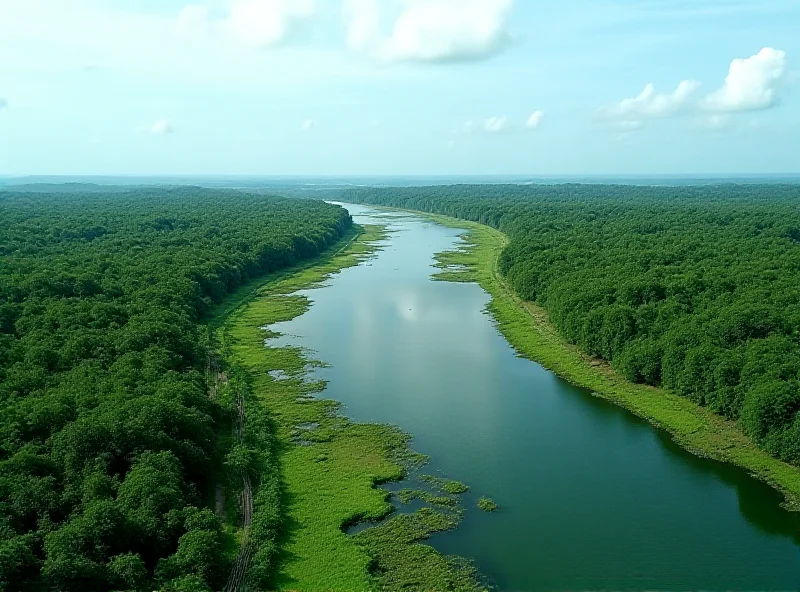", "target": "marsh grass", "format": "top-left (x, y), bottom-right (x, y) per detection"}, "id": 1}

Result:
top-left (216, 223), bottom-right (484, 590)
top-left (351, 509), bottom-right (482, 592)
top-left (420, 475), bottom-right (471, 495)
top-left (397, 489), bottom-right (459, 508)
